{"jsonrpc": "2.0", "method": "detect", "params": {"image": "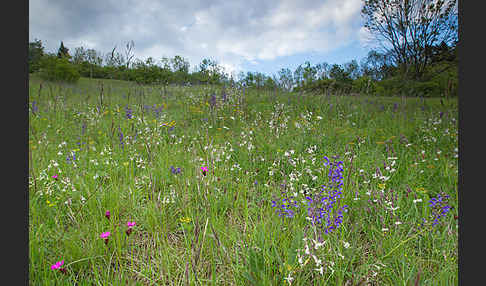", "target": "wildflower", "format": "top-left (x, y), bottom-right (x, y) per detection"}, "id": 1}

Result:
top-left (428, 192), bottom-right (452, 226)
top-left (284, 272), bottom-right (294, 284)
top-left (201, 166), bottom-right (208, 176)
top-left (170, 166), bottom-right (182, 175)
top-left (125, 106), bottom-right (133, 119)
top-left (180, 216), bottom-right (191, 223)
top-left (51, 260), bottom-right (67, 273)
top-left (105, 210), bottom-right (110, 220)
top-left (31, 101), bottom-right (39, 115)
top-left (100, 231), bottom-right (111, 245)
top-left (126, 221), bottom-right (136, 236)
top-left (51, 260), bottom-right (64, 270)
top-left (52, 174), bottom-right (58, 180)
